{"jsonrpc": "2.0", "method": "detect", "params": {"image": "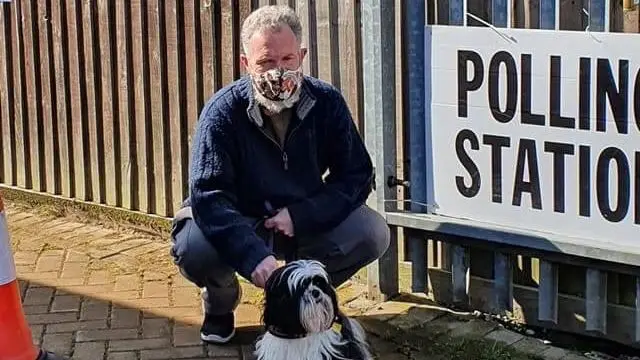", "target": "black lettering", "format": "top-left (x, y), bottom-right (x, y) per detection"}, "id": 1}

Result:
top-left (544, 142), bottom-right (575, 213)
top-left (458, 50), bottom-right (484, 118)
top-left (579, 145), bottom-right (591, 217)
top-left (512, 139), bottom-right (542, 210)
top-left (521, 54), bottom-right (545, 126)
top-left (455, 129), bottom-right (481, 197)
top-left (596, 59), bottom-right (629, 134)
top-left (488, 51), bottom-right (518, 123)
top-left (596, 147), bottom-right (630, 223)
top-left (635, 70), bottom-right (640, 132)
top-left (483, 135), bottom-right (511, 203)
top-left (636, 152), bottom-right (639, 225)
top-left (550, 56), bottom-right (575, 129)
top-left (579, 58), bottom-right (591, 130)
